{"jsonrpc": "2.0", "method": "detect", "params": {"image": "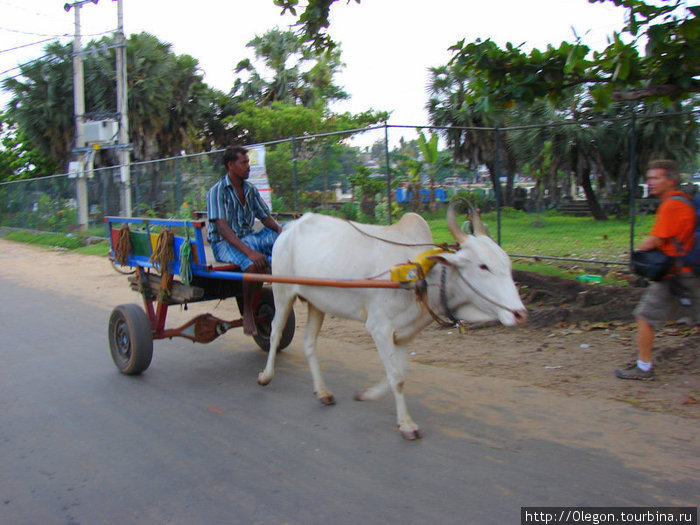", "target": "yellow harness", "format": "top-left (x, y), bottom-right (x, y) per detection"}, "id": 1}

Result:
top-left (390, 247), bottom-right (451, 283)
